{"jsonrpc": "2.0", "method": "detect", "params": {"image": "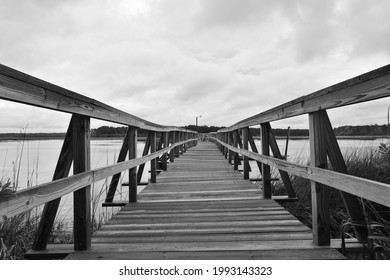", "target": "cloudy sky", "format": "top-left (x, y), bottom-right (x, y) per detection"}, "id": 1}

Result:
top-left (1, 0), bottom-right (390, 132)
